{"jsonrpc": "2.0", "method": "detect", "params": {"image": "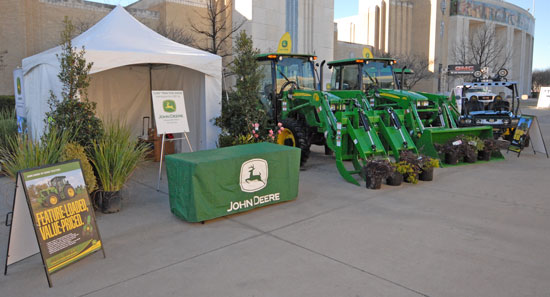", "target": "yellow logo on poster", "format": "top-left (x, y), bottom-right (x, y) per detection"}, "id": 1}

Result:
top-left (163, 100), bottom-right (176, 113)
top-left (277, 32), bottom-right (292, 54)
top-left (362, 48), bottom-right (374, 59)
